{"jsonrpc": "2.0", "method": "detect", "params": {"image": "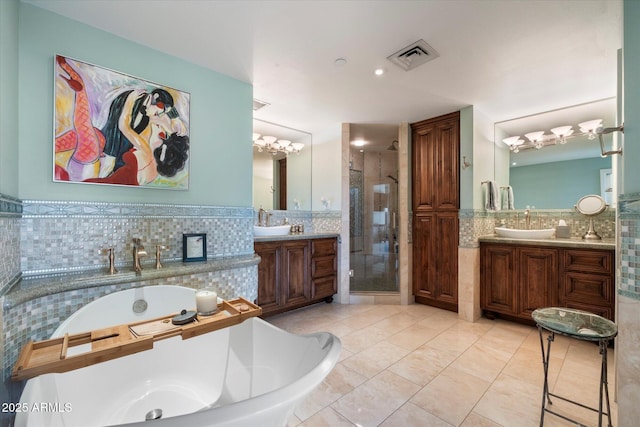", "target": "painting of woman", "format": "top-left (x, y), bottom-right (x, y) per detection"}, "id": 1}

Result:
top-left (53, 55), bottom-right (190, 189)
